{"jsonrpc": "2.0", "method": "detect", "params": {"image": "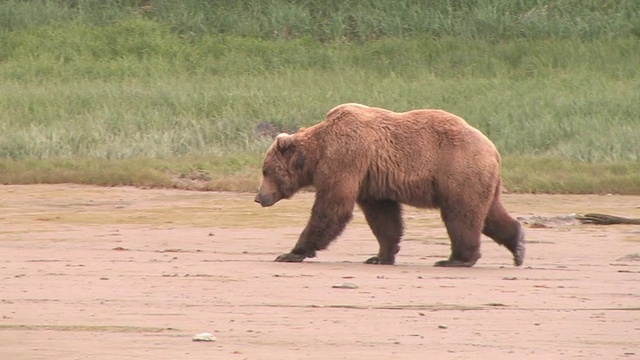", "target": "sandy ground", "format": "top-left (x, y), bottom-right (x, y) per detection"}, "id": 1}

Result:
top-left (0, 185), bottom-right (639, 360)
